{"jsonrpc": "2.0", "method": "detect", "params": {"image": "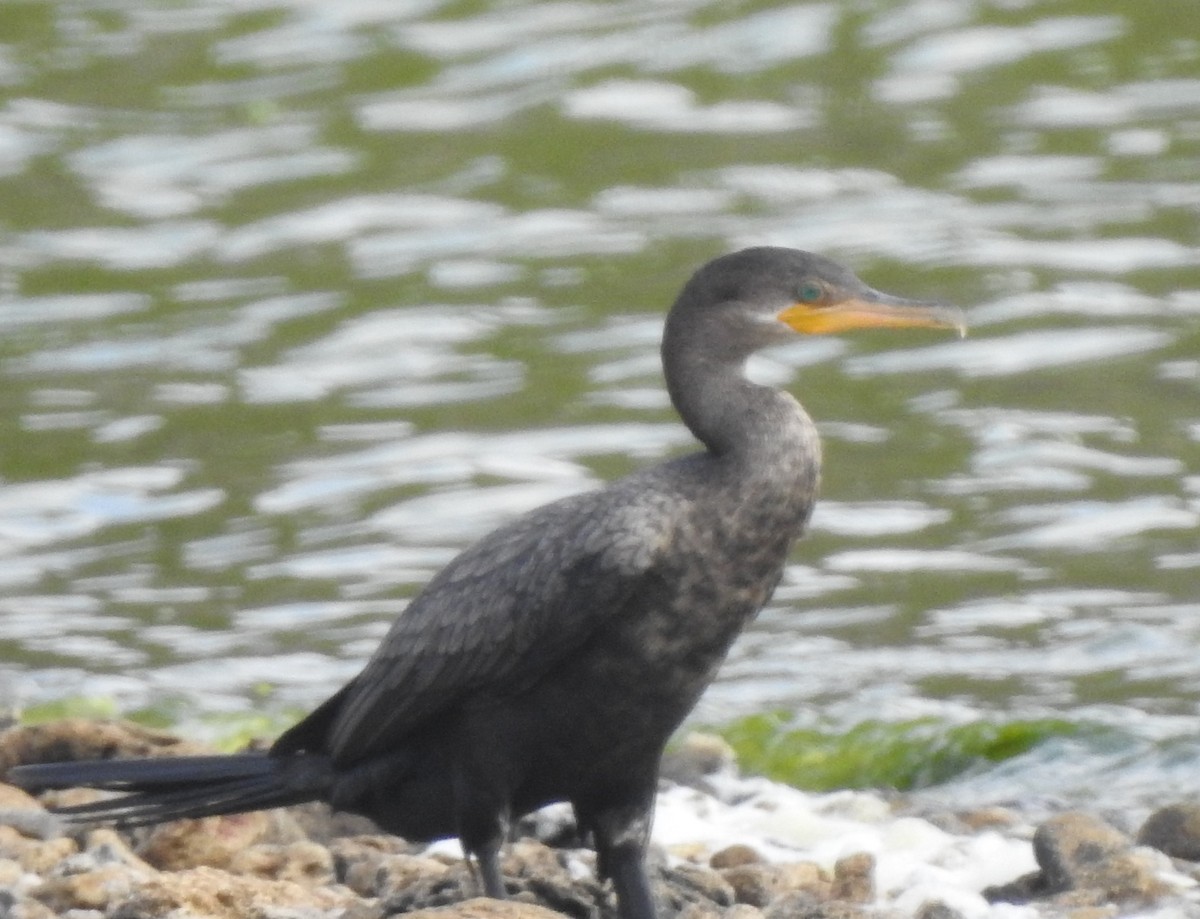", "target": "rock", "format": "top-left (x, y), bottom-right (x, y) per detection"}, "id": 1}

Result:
top-left (776, 861), bottom-right (829, 899)
top-left (136, 811), bottom-right (274, 871)
top-left (1034, 812), bottom-right (1129, 893)
top-left (665, 861), bottom-right (736, 910)
top-left (5, 895), bottom-right (57, 919)
top-left (719, 858), bottom-right (833, 908)
top-left (401, 898), bottom-right (567, 919)
top-left (286, 800), bottom-right (382, 843)
top-left (32, 863), bottom-right (146, 913)
top-left (1137, 803), bottom-right (1200, 860)
top-left (762, 891), bottom-right (870, 919)
top-left (0, 806), bottom-right (62, 842)
top-left (328, 834), bottom-right (424, 897)
top-left (661, 733), bottom-right (738, 790)
top-left (723, 905), bottom-right (765, 919)
top-left (983, 869), bottom-right (1046, 904)
top-left (381, 856), bottom-right (491, 914)
top-left (0, 824), bottom-right (78, 874)
top-left (372, 851), bottom-right (455, 900)
top-left (503, 839), bottom-right (604, 917)
top-left (988, 812), bottom-right (1171, 905)
top-left (955, 806), bottom-right (1022, 832)
top-left (228, 840), bottom-right (336, 885)
top-left (710, 844), bottom-right (765, 870)
top-left (0, 720), bottom-right (206, 776)
top-left (914, 901), bottom-right (966, 919)
top-left (0, 782), bottom-right (41, 810)
top-left (830, 852), bottom-right (873, 903)
top-left (109, 864), bottom-right (359, 919)
top-left (720, 863), bottom-right (782, 907)
top-left (0, 856), bottom-right (25, 887)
